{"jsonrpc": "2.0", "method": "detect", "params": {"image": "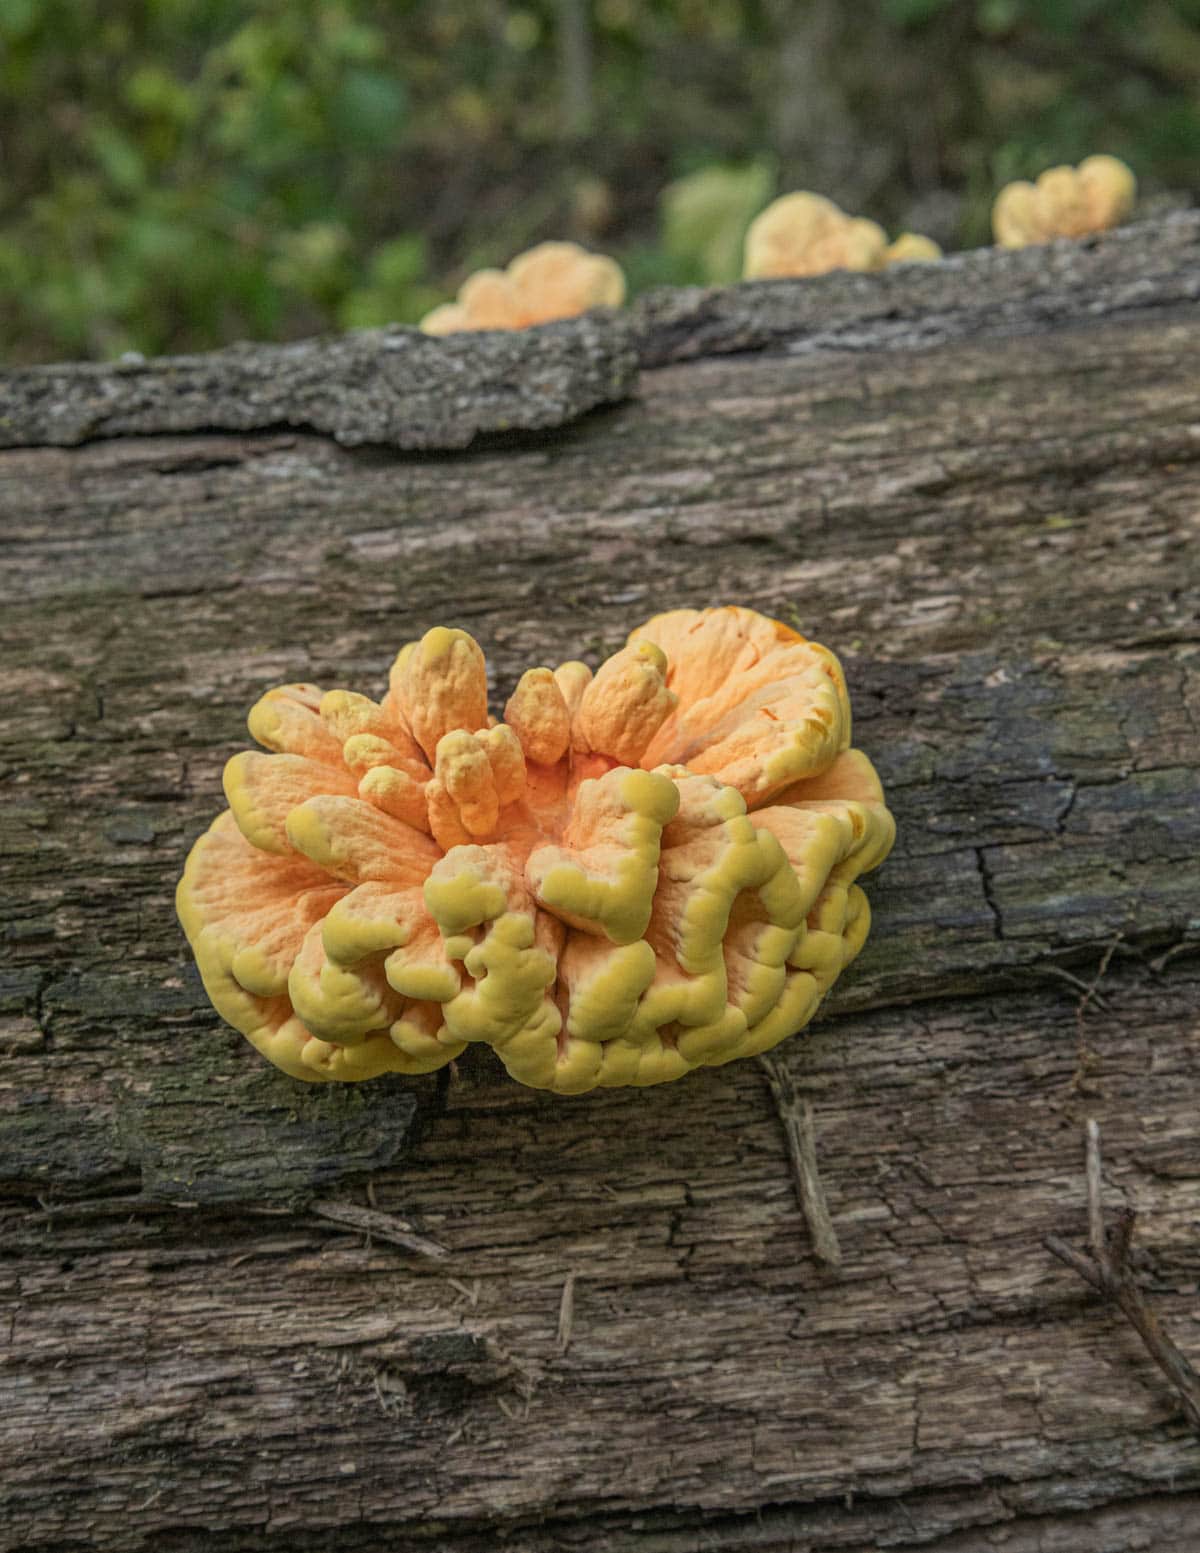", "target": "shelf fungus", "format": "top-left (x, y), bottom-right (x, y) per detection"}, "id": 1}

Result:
top-left (178, 608), bottom-right (895, 1093)
top-left (419, 241), bottom-right (626, 335)
top-left (992, 156), bottom-right (1136, 248)
top-left (743, 191), bottom-right (942, 280)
